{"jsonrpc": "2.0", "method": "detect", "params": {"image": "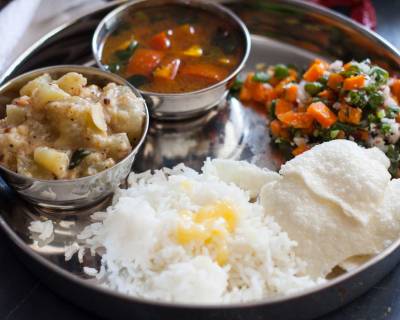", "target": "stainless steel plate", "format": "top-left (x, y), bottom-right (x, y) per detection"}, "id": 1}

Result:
top-left (1, 1), bottom-right (400, 320)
